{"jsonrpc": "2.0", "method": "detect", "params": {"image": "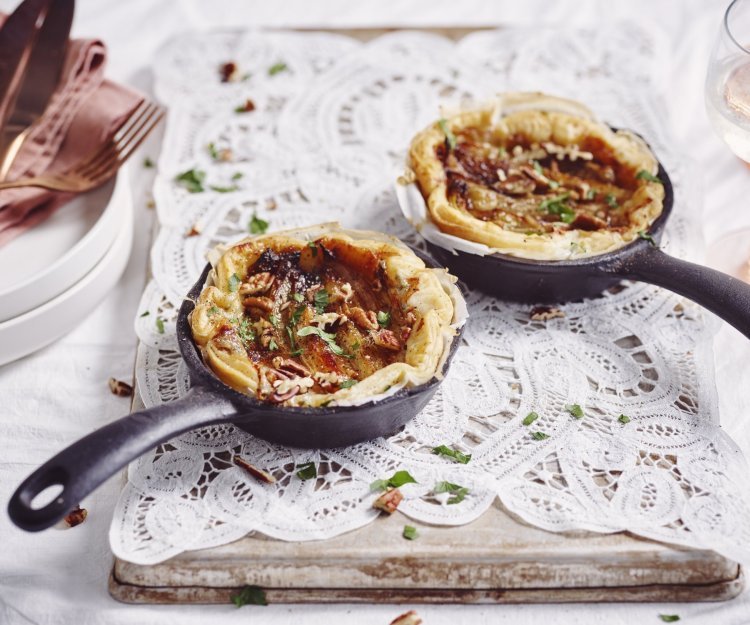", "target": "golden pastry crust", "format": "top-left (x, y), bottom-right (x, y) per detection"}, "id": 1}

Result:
top-left (408, 94), bottom-right (665, 260)
top-left (190, 225), bottom-right (460, 407)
